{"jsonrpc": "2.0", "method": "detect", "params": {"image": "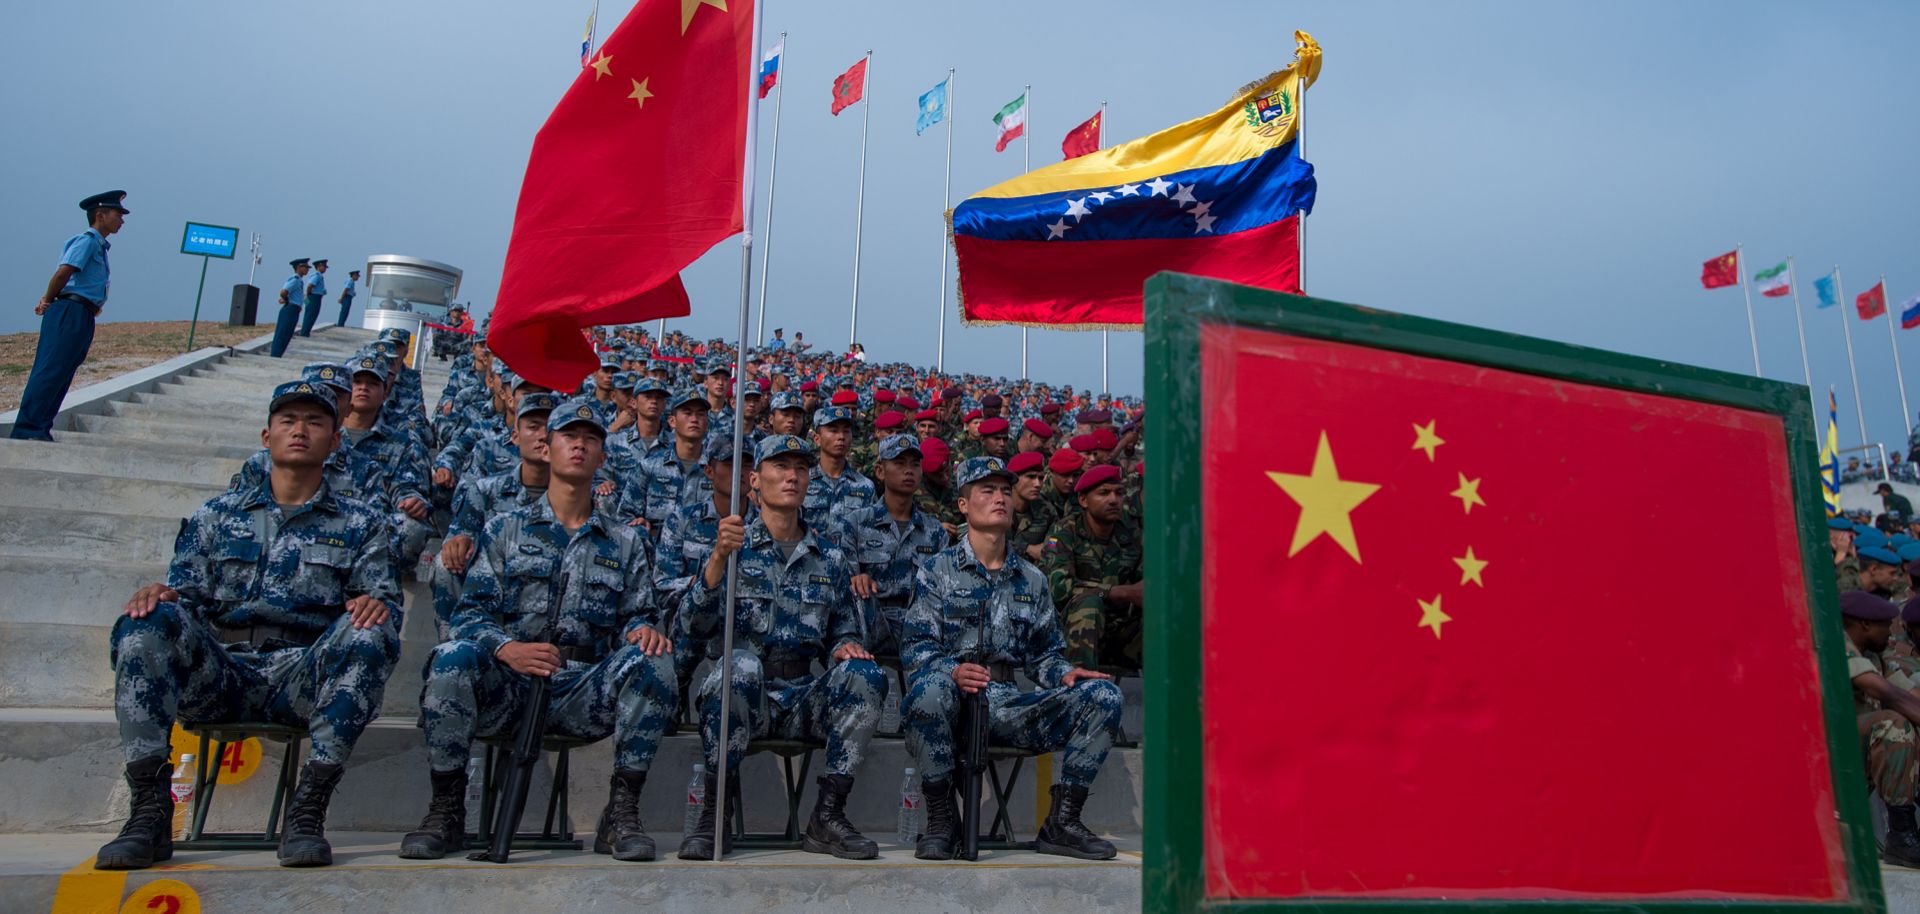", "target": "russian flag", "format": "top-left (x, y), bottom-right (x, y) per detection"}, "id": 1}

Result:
top-left (758, 40), bottom-right (782, 100)
top-left (1902, 292), bottom-right (1920, 330)
top-left (951, 33), bottom-right (1321, 329)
